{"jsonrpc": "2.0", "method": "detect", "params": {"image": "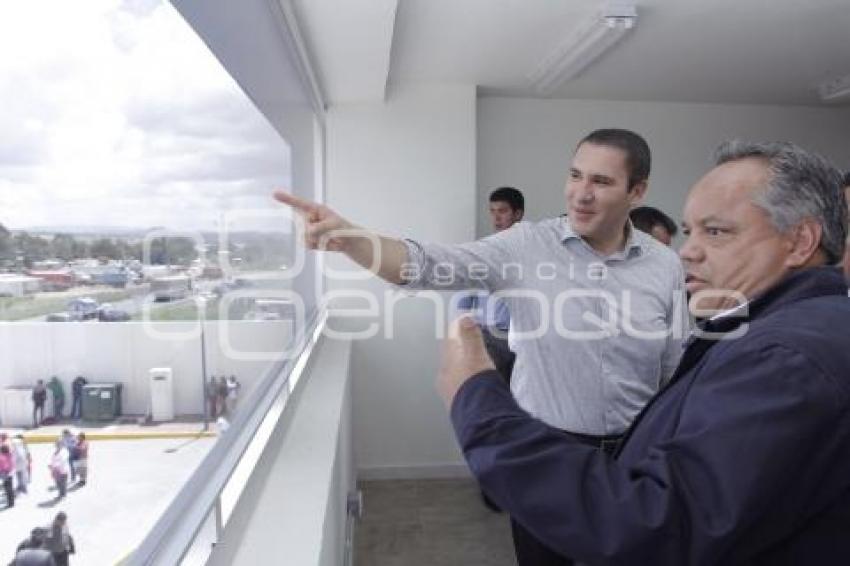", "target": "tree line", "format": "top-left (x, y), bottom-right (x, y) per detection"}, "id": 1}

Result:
top-left (0, 222), bottom-right (198, 267)
top-left (0, 222), bottom-right (291, 270)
